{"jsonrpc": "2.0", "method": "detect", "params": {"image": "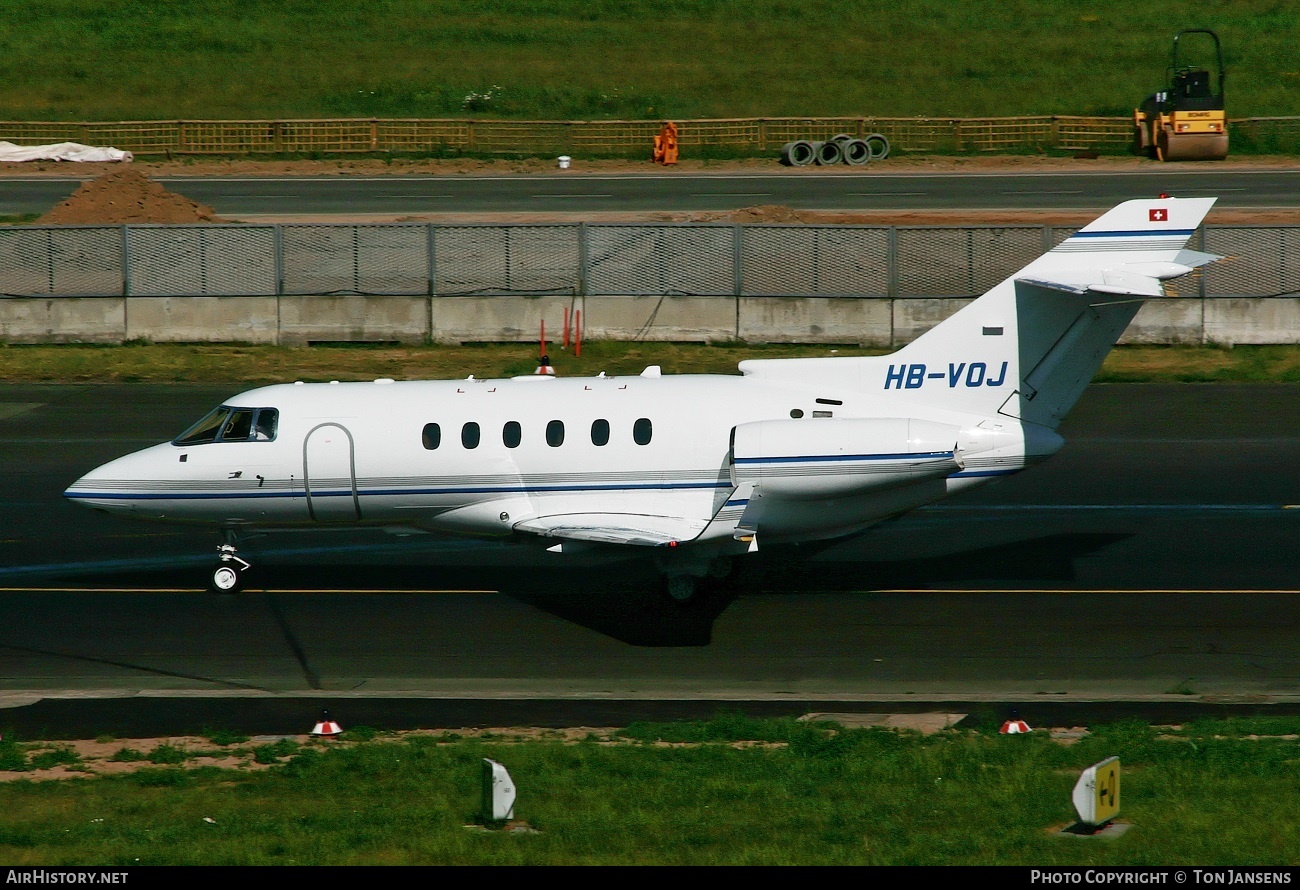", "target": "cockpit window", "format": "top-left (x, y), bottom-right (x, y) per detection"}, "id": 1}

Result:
top-left (173, 406), bottom-right (278, 445)
top-left (174, 407), bottom-right (229, 445)
top-left (221, 409), bottom-right (255, 442)
top-left (253, 408), bottom-right (278, 441)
